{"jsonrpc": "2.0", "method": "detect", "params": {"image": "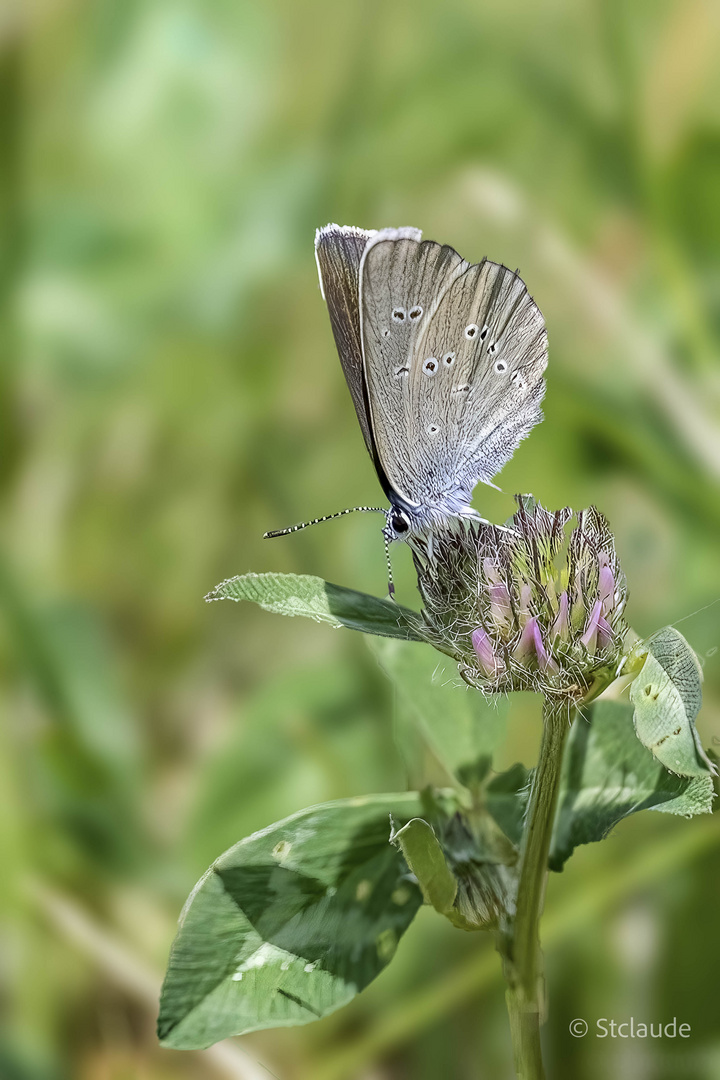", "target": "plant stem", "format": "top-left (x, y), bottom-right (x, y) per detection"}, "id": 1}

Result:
top-left (500, 696), bottom-right (573, 1080)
